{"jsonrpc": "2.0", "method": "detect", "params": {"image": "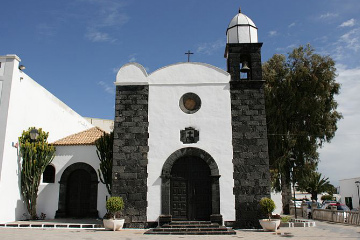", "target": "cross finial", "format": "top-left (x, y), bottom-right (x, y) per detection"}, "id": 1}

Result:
top-left (185, 50), bottom-right (194, 62)
top-left (239, 7), bottom-right (241, 13)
